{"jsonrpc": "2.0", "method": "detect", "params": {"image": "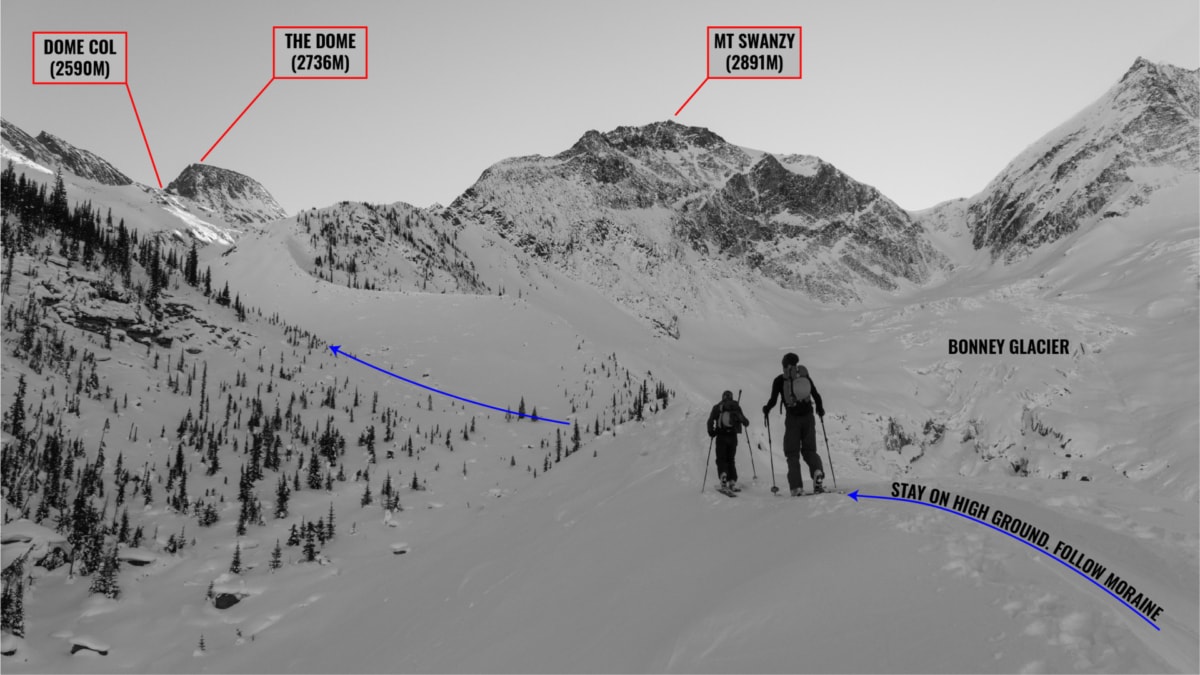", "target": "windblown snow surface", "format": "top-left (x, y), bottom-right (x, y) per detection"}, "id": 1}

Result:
top-left (3, 160), bottom-right (1196, 674)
